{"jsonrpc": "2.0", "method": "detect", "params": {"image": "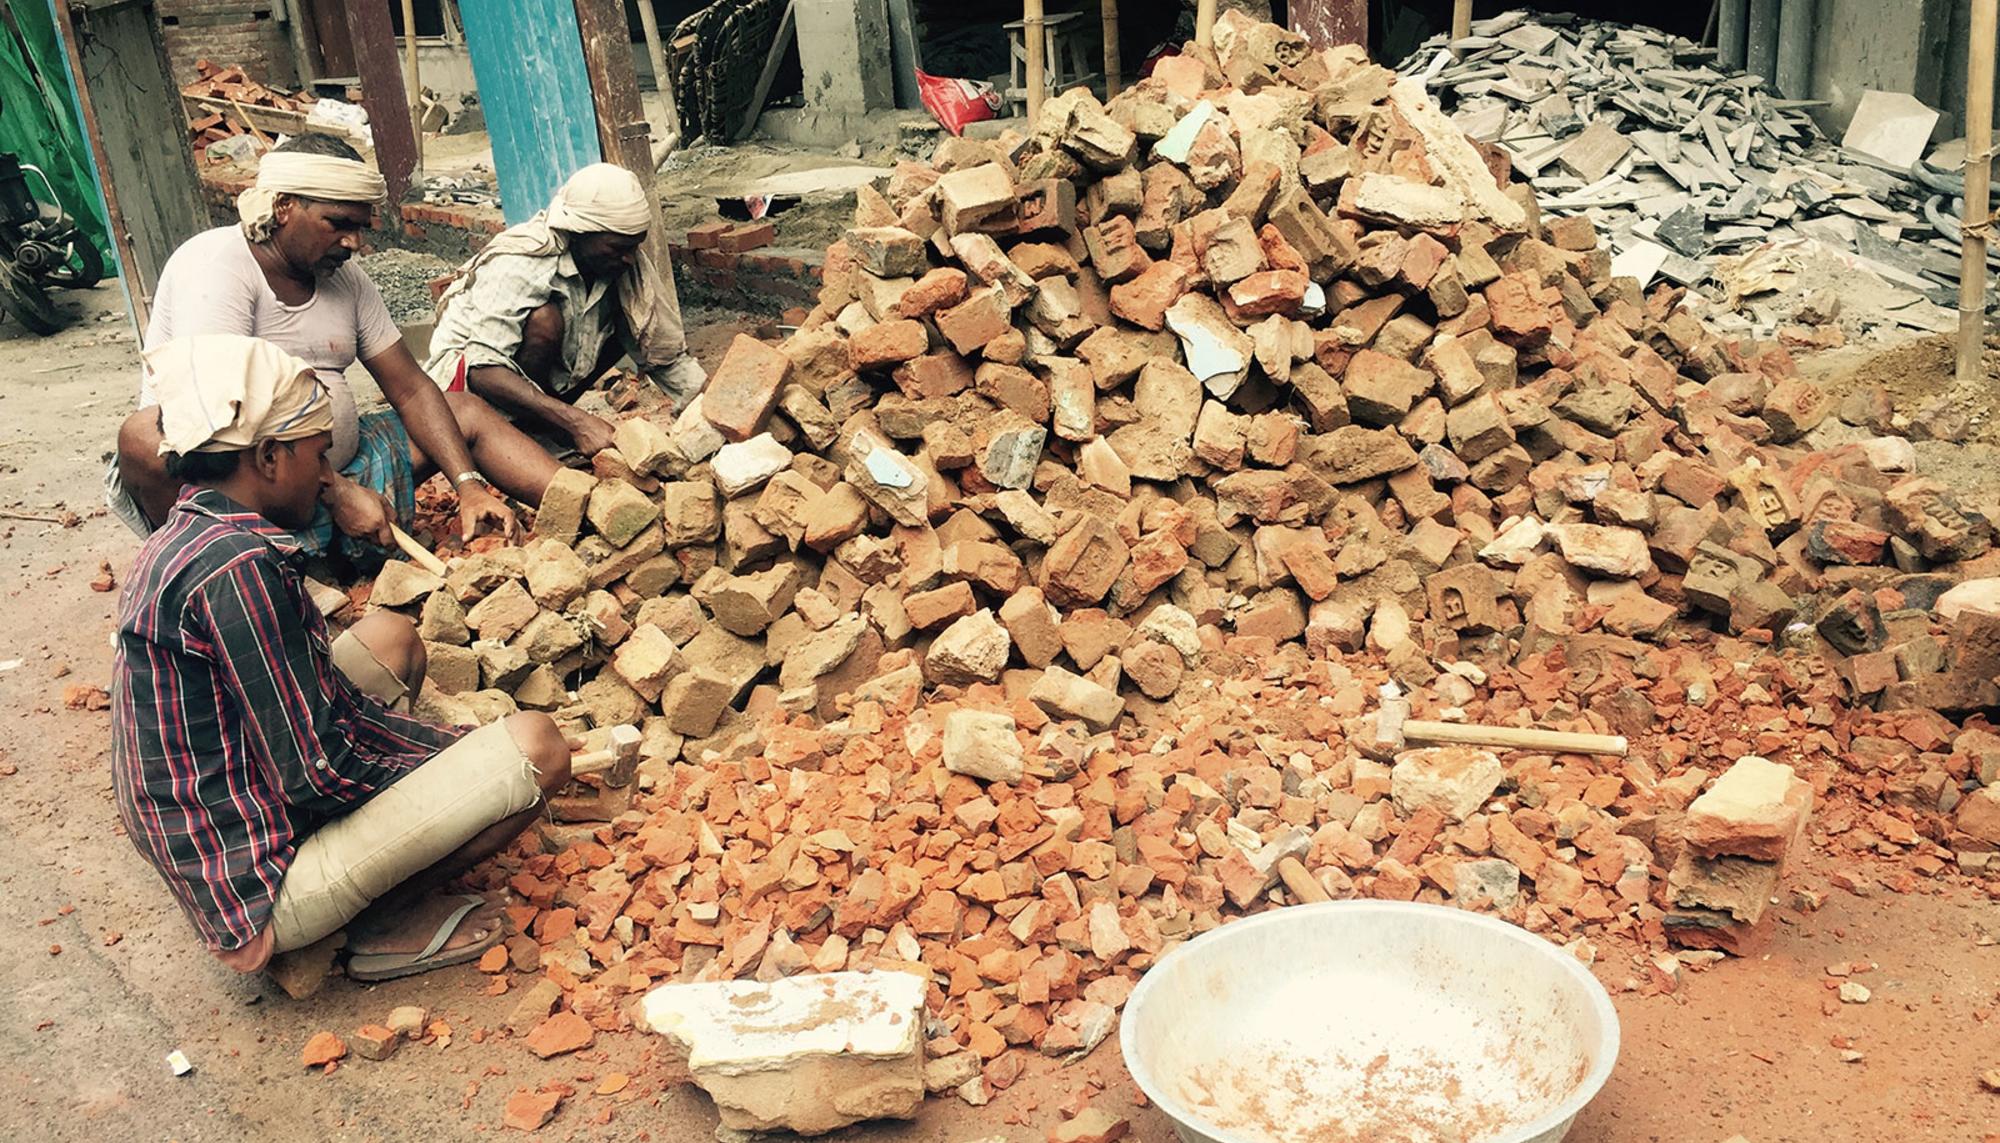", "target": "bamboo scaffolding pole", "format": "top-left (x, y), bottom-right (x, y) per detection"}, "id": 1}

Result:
top-left (1025, 0), bottom-right (1046, 124)
top-left (1958, 0), bottom-right (1997, 385)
